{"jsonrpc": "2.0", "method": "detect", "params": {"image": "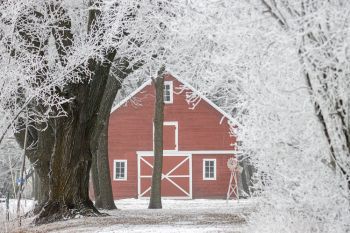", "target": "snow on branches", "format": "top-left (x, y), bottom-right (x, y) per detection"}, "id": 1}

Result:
top-left (228, 1), bottom-right (350, 232)
top-left (0, 0), bottom-right (192, 142)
